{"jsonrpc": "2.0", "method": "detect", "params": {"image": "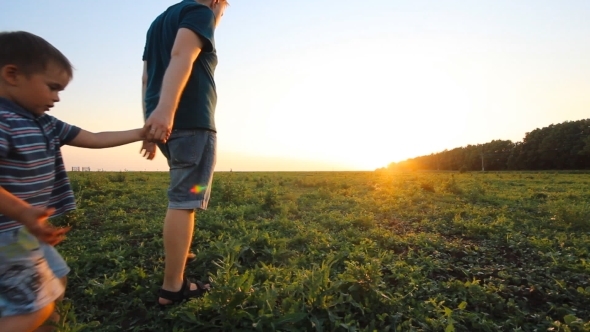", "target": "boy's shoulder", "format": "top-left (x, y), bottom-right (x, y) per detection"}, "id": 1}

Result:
top-left (0, 106), bottom-right (57, 129)
top-left (0, 102), bottom-right (26, 132)
top-left (0, 101), bottom-right (64, 144)
top-left (0, 98), bottom-right (35, 122)
top-left (0, 98), bottom-right (60, 122)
